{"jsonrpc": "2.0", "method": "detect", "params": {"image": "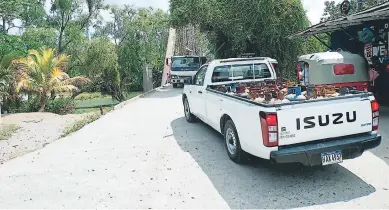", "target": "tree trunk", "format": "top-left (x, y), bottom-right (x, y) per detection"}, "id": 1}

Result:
top-left (39, 95), bottom-right (47, 112)
top-left (39, 104), bottom-right (46, 112)
top-left (58, 29), bottom-right (64, 53)
top-left (50, 90), bottom-right (56, 100)
top-left (1, 95), bottom-right (6, 113)
top-left (2, 18), bottom-right (6, 33)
